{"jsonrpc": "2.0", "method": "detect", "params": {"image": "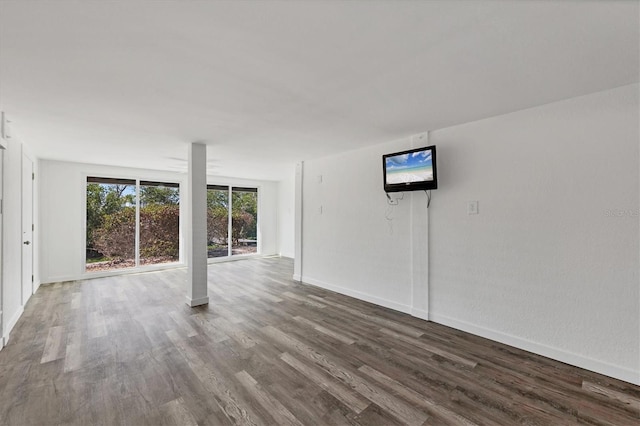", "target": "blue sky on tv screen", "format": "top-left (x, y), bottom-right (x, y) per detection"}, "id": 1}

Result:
top-left (386, 149), bottom-right (432, 171)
